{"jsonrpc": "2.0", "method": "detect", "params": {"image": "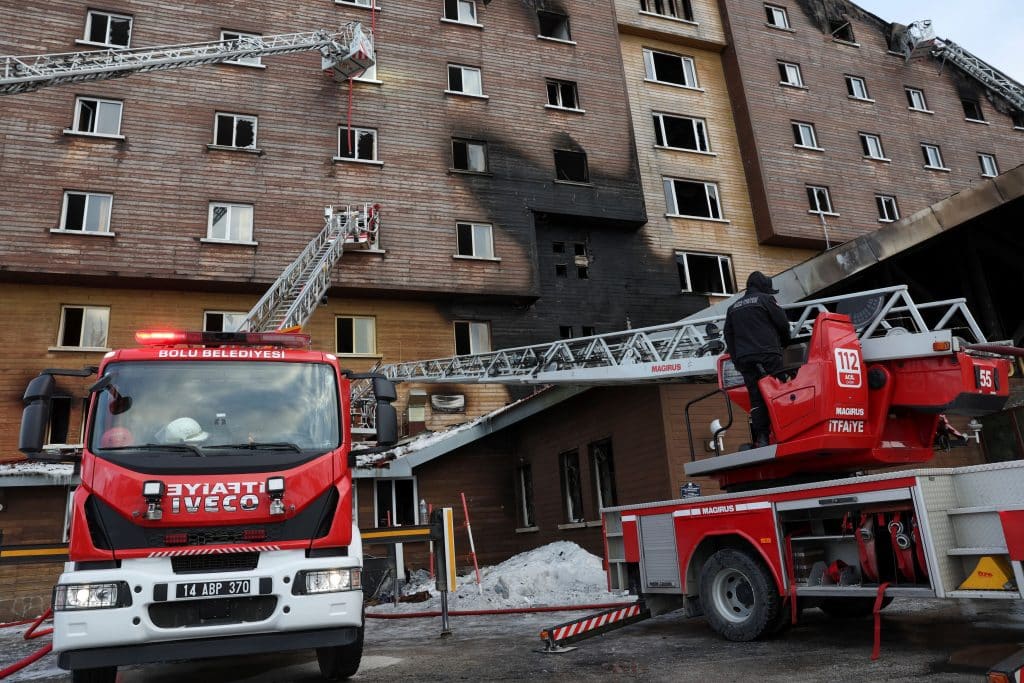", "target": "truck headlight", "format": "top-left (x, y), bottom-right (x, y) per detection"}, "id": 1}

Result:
top-left (293, 568), bottom-right (361, 595)
top-left (53, 582), bottom-right (130, 611)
